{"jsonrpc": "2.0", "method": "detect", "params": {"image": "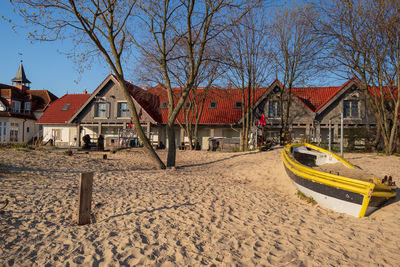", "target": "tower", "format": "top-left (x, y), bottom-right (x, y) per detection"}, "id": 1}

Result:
top-left (11, 61), bottom-right (31, 92)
